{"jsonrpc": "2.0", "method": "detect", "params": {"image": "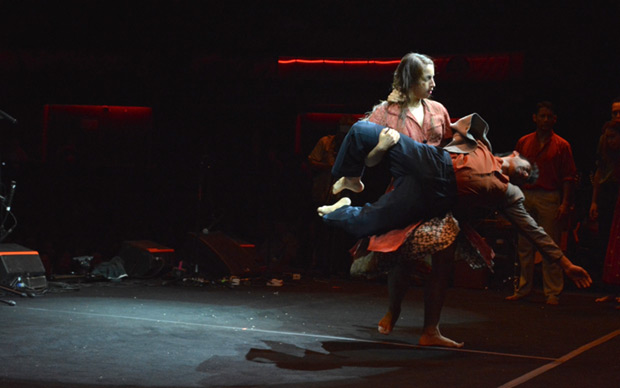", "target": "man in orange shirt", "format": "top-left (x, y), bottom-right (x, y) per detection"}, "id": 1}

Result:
top-left (507, 101), bottom-right (577, 305)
